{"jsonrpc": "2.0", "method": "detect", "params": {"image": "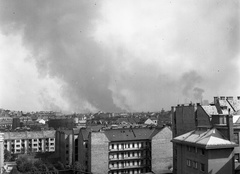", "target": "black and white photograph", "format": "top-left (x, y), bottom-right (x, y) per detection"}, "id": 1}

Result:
top-left (0, 0), bottom-right (239, 174)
